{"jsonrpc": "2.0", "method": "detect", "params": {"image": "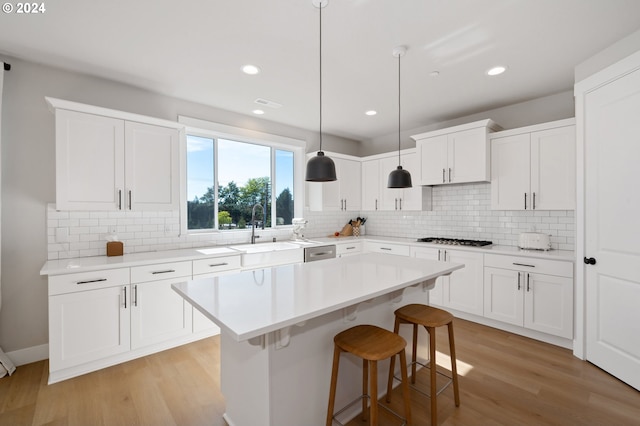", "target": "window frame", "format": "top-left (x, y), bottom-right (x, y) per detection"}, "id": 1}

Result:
top-left (179, 116), bottom-right (305, 235)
